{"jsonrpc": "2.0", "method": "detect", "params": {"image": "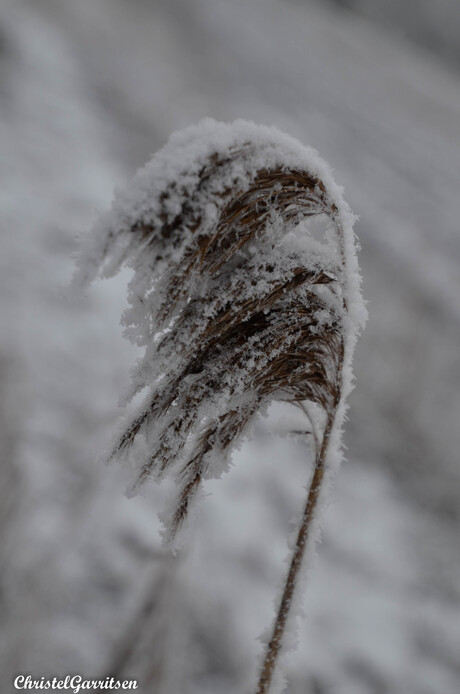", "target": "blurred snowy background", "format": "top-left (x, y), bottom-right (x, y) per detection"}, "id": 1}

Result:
top-left (2, 0), bottom-right (460, 692)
